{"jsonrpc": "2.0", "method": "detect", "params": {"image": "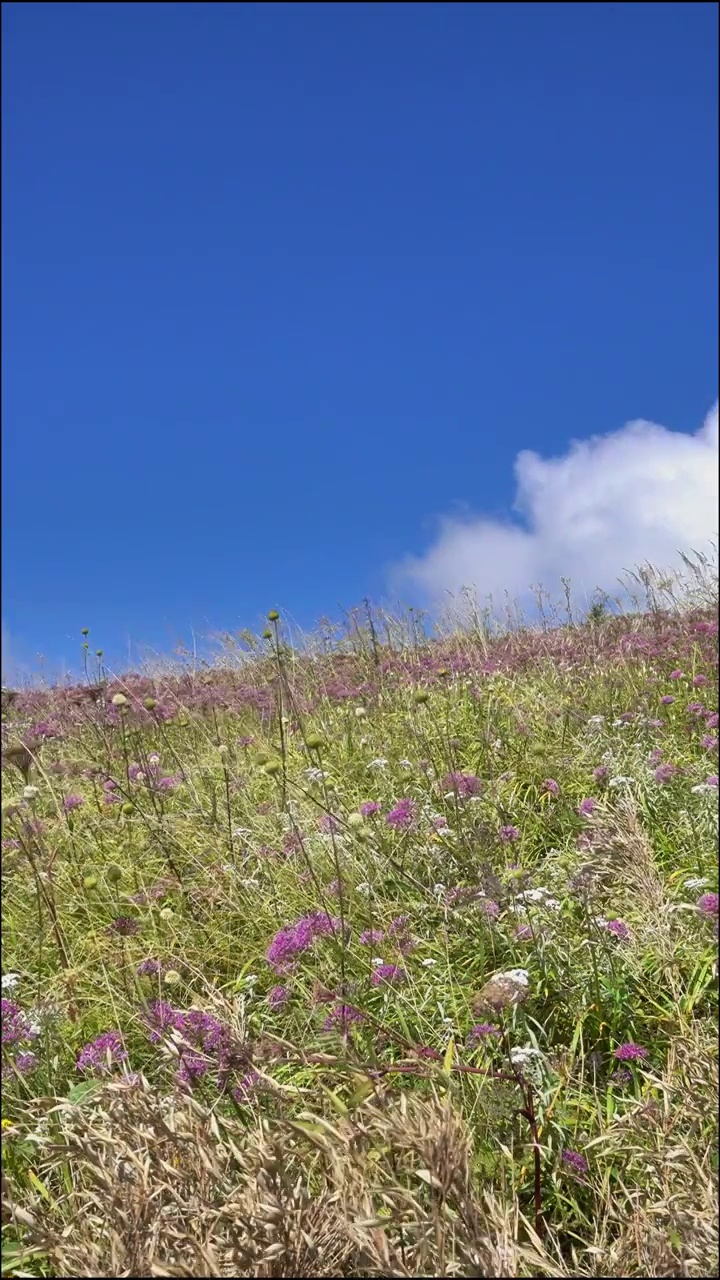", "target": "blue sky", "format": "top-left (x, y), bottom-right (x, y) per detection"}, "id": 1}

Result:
top-left (2, 1), bottom-right (717, 681)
